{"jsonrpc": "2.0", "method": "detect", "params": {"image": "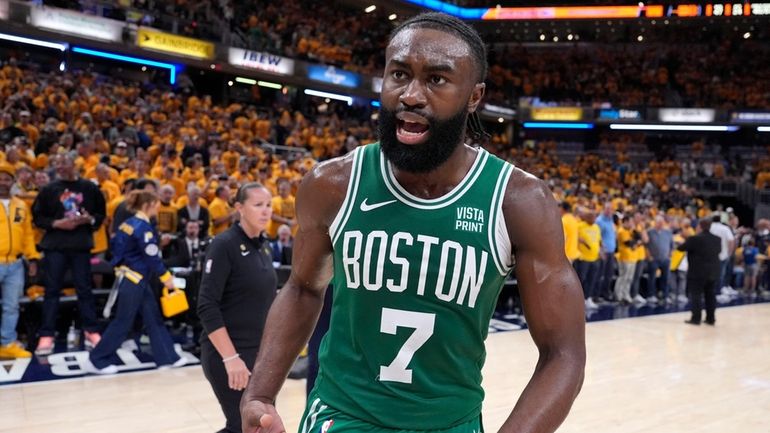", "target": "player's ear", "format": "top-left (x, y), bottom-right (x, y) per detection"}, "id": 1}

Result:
top-left (467, 83), bottom-right (485, 113)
